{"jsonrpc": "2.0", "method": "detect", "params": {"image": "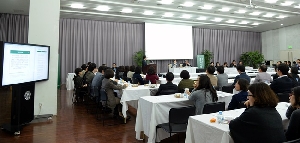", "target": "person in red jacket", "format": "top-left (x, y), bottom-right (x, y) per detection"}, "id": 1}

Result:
top-left (146, 66), bottom-right (159, 84)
